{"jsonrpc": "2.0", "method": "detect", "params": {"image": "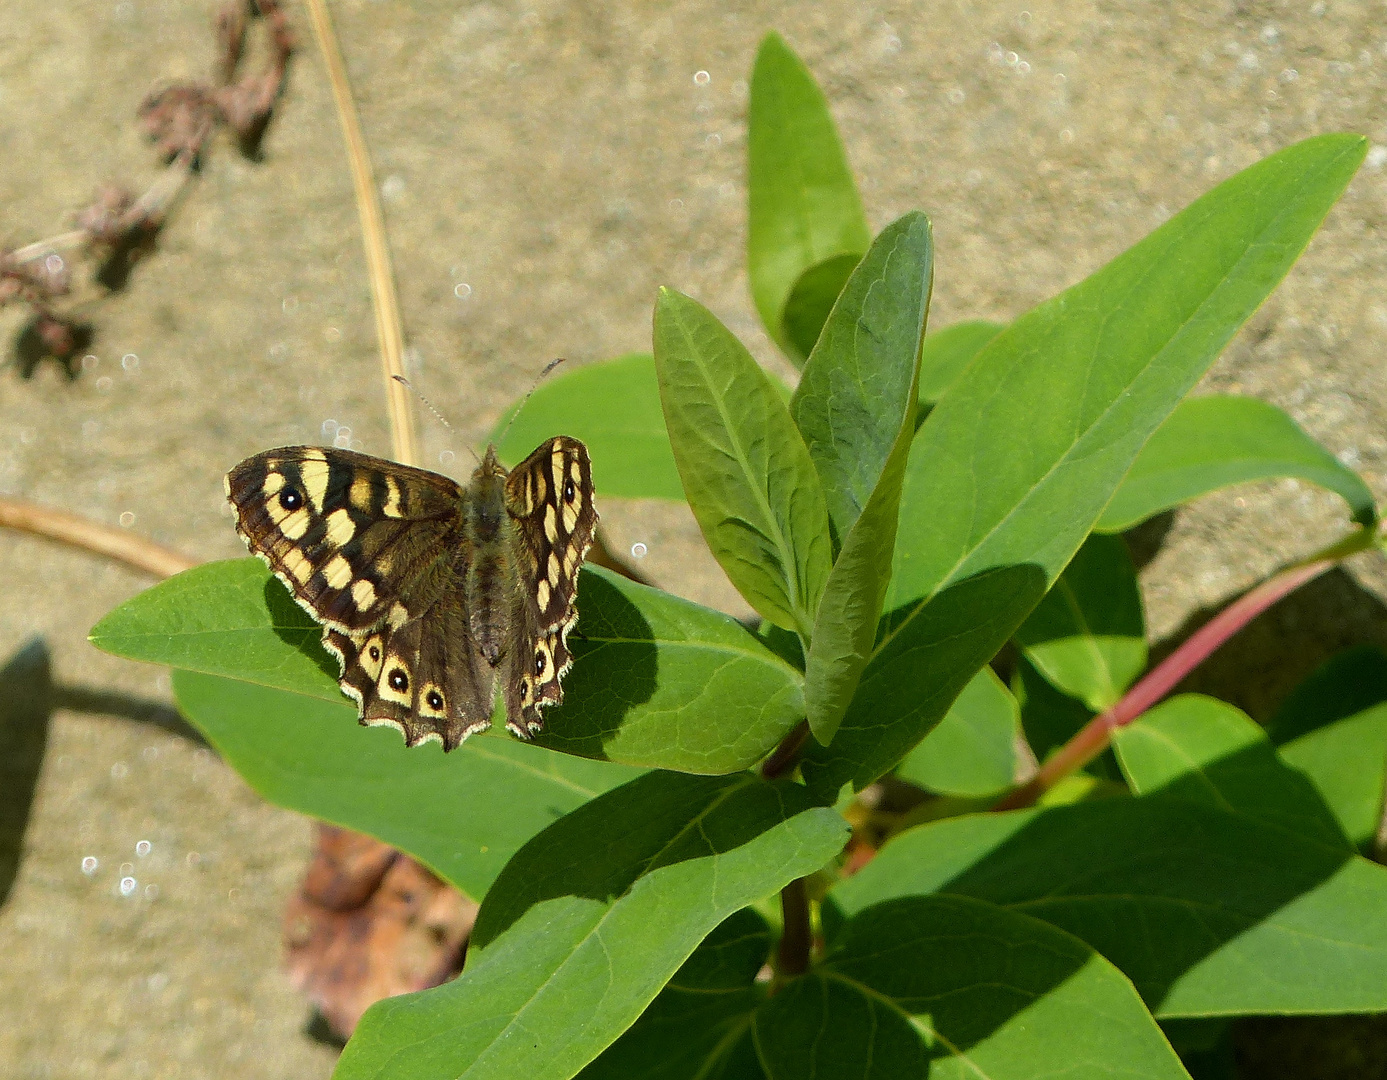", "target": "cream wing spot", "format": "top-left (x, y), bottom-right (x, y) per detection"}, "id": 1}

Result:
top-left (351, 578), bottom-right (377, 611)
top-left (544, 504), bottom-right (559, 543)
top-left (263, 471), bottom-right (286, 496)
top-left (548, 551), bottom-right (561, 583)
top-left (382, 477), bottom-right (404, 518)
top-left (349, 475), bottom-right (374, 512)
top-left (388, 602), bottom-right (409, 629)
top-left (379, 659), bottom-right (412, 705)
top-left (562, 501), bottom-right (578, 533)
top-left (360, 636), bottom-right (385, 679)
top-left (325, 508), bottom-right (356, 547)
top-left (281, 548), bottom-right (314, 583)
top-left (324, 555), bottom-right (354, 590)
top-left (420, 684), bottom-right (447, 717)
top-left (299, 451), bottom-right (330, 510)
top-left (536, 579), bottom-right (551, 612)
